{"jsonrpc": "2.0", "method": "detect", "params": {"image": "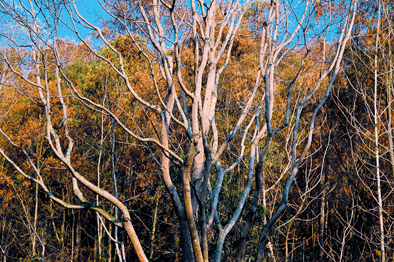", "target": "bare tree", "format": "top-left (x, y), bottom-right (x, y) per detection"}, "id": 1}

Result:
top-left (0, 0), bottom-right (358, 261)
top-left (330, 1), bottom-right (394, 261)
